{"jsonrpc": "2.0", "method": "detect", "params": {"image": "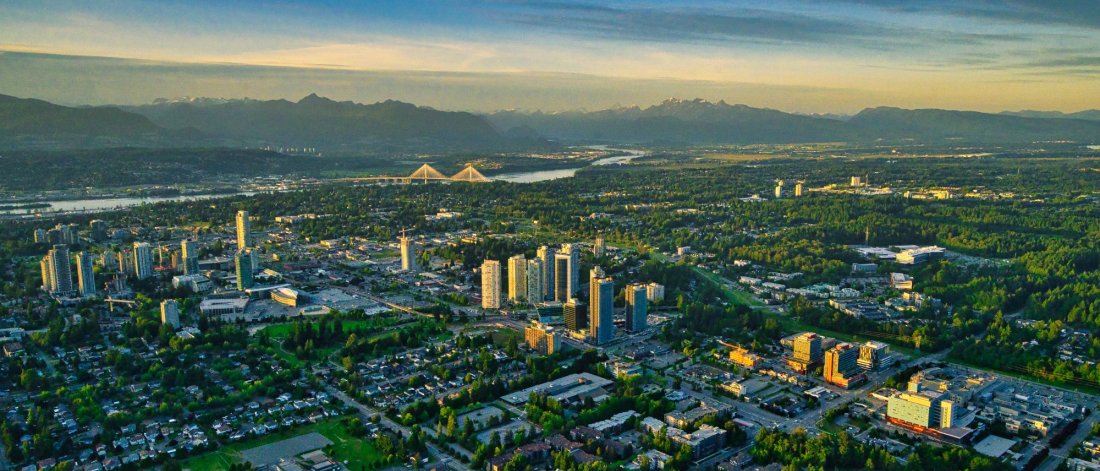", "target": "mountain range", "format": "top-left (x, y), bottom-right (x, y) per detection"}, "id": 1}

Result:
top-left (3, 93), bottom-right (1100, 150)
